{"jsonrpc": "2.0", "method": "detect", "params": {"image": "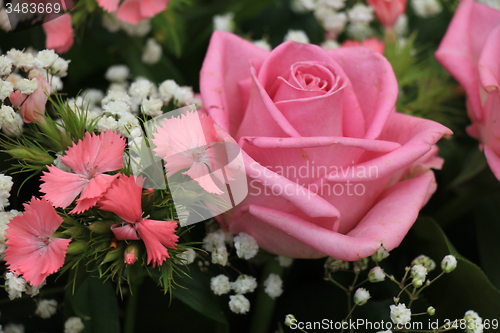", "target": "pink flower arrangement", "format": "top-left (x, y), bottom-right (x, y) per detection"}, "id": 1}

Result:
top-left (199, 32), bottom-right (451, 260)
top-left (367, 0), bottom-right (407, 30)
top-left (40, 130), bottom-right (126, 214)
top-left (9, 74), bottom-right (51, 123)
top-left (97, 0), bottom-right (170, 25)
top-left (5, 198), bottom-right (71, 286)
top-left (99, 175), bottom-right (179, 267)
top-left (436, 0), bottom-right (500, 181)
